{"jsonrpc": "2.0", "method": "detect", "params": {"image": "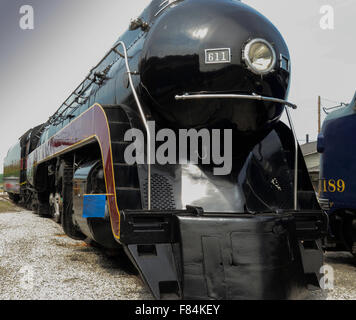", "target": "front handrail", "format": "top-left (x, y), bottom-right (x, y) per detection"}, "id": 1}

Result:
top-left (115, 41), bottom-right (151, 210)
top-left (285, 108), bottom-right (299, 211)
top-left (175, 92), bottom-right (297, 109)
top-left (175, 92), bottom-right (299, 210)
